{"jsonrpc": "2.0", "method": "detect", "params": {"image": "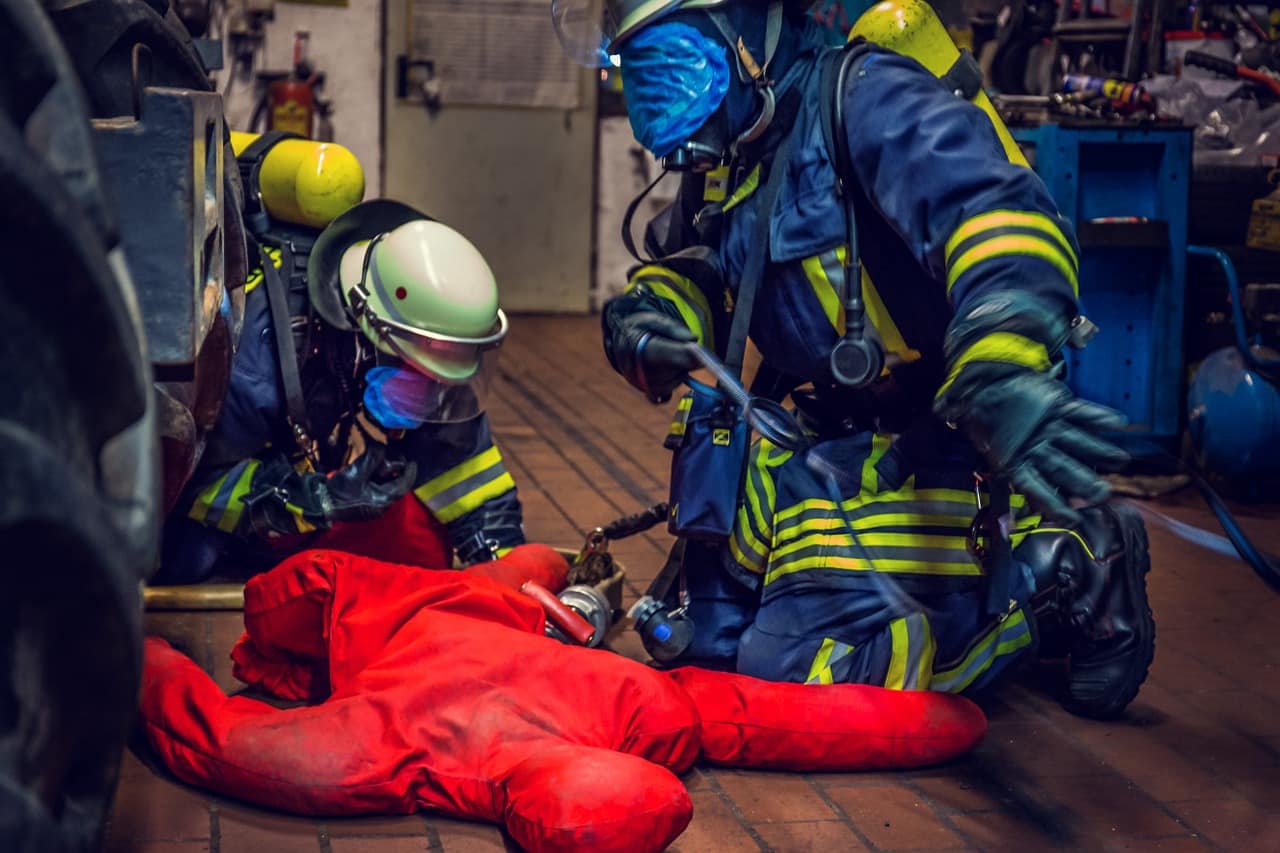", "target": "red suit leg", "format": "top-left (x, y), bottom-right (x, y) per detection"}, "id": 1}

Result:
top-left (667, 667), bottom-right (987, 771)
